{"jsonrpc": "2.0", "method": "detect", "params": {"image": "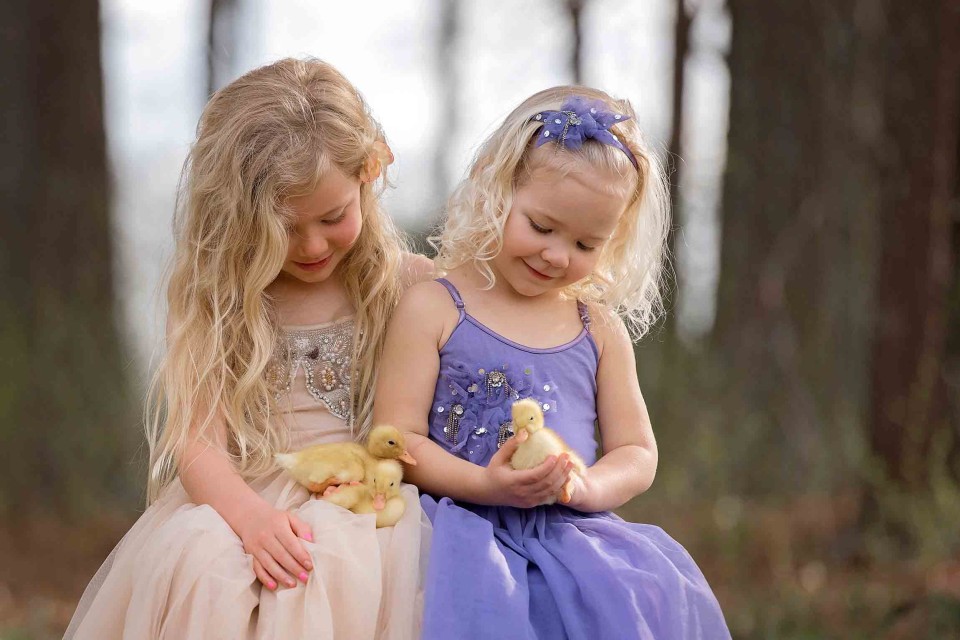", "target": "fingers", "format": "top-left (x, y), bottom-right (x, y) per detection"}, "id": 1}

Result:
top-left (281, 515), bottom-right (314, 573)
top-left (287, 513), bottom-right (315, 546)
top-left (252, 557), bottom-right (277, 591)
top-left (507, 455), bottom-right (573, 507)
top-left (263, 537), bottom-right (310, 587)
top-left (254, 548), bottom-right (295, 589)
top-left (490, 434), bottom-right (522, 464)
top-left (533, 454), bottom-right (573, 495)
